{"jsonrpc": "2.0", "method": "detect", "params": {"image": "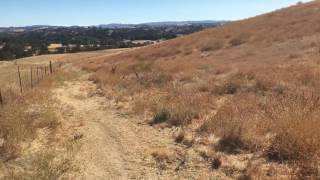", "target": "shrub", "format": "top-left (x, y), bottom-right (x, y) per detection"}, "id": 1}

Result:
top-left (203, 91), bottom-right (320, 177)
top-left (130, 61), bottom-right (154, 73)
top-left (150, 87), bottom-right (204, 127)
top-left (174, 130), bottom-right (185, 143)
top-left (212, 78), bottom-right (241, 95)
top-left (229, 33), bottom-right (251, 47)
top-left (200, 41), bottom-right (224, 52)
top-left (211, 157), bottom-right (222, 170)
top-left (262, 93), bottom-right (320, 164)
top-left (151, 102), bottom-right (198, 126)
top-left (5, 152), bottom-right (71, 180)
top-left (200, 94), bottom-right (262, 153)
top-left (150, 108), bottom-right (171, 125)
